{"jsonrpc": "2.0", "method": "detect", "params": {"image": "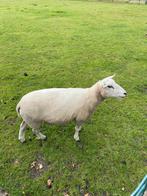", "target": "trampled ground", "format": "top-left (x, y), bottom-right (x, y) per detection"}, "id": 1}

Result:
top-left (0, 0), bottom-right (147, 195)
